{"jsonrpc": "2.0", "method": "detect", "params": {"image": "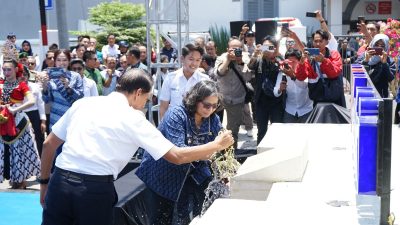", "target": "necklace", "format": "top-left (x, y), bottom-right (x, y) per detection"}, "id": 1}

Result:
top-left (1, 80), bottom-right (19, 104)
